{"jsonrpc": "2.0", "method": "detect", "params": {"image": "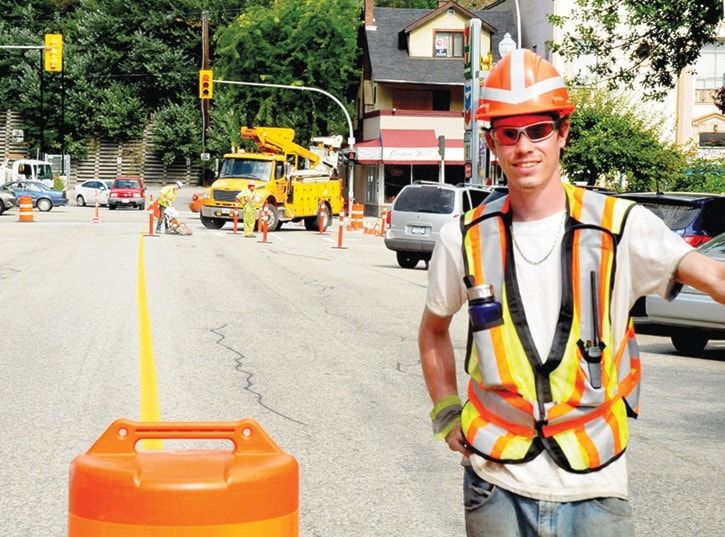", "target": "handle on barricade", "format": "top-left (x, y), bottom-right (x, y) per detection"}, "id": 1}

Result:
top-left (86, 418), bottom-right (284, 455)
